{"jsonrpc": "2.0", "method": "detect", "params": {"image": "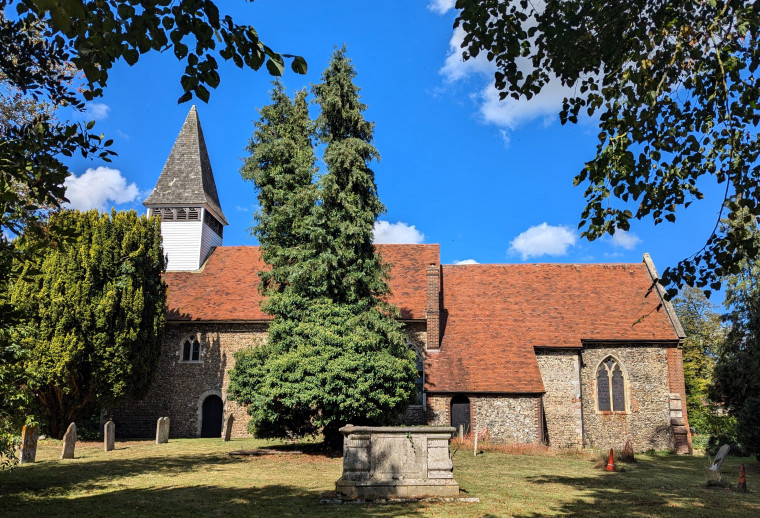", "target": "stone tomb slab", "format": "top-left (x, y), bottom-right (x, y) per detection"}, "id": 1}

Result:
top-left (336, 425), bottom-right (459, 499)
